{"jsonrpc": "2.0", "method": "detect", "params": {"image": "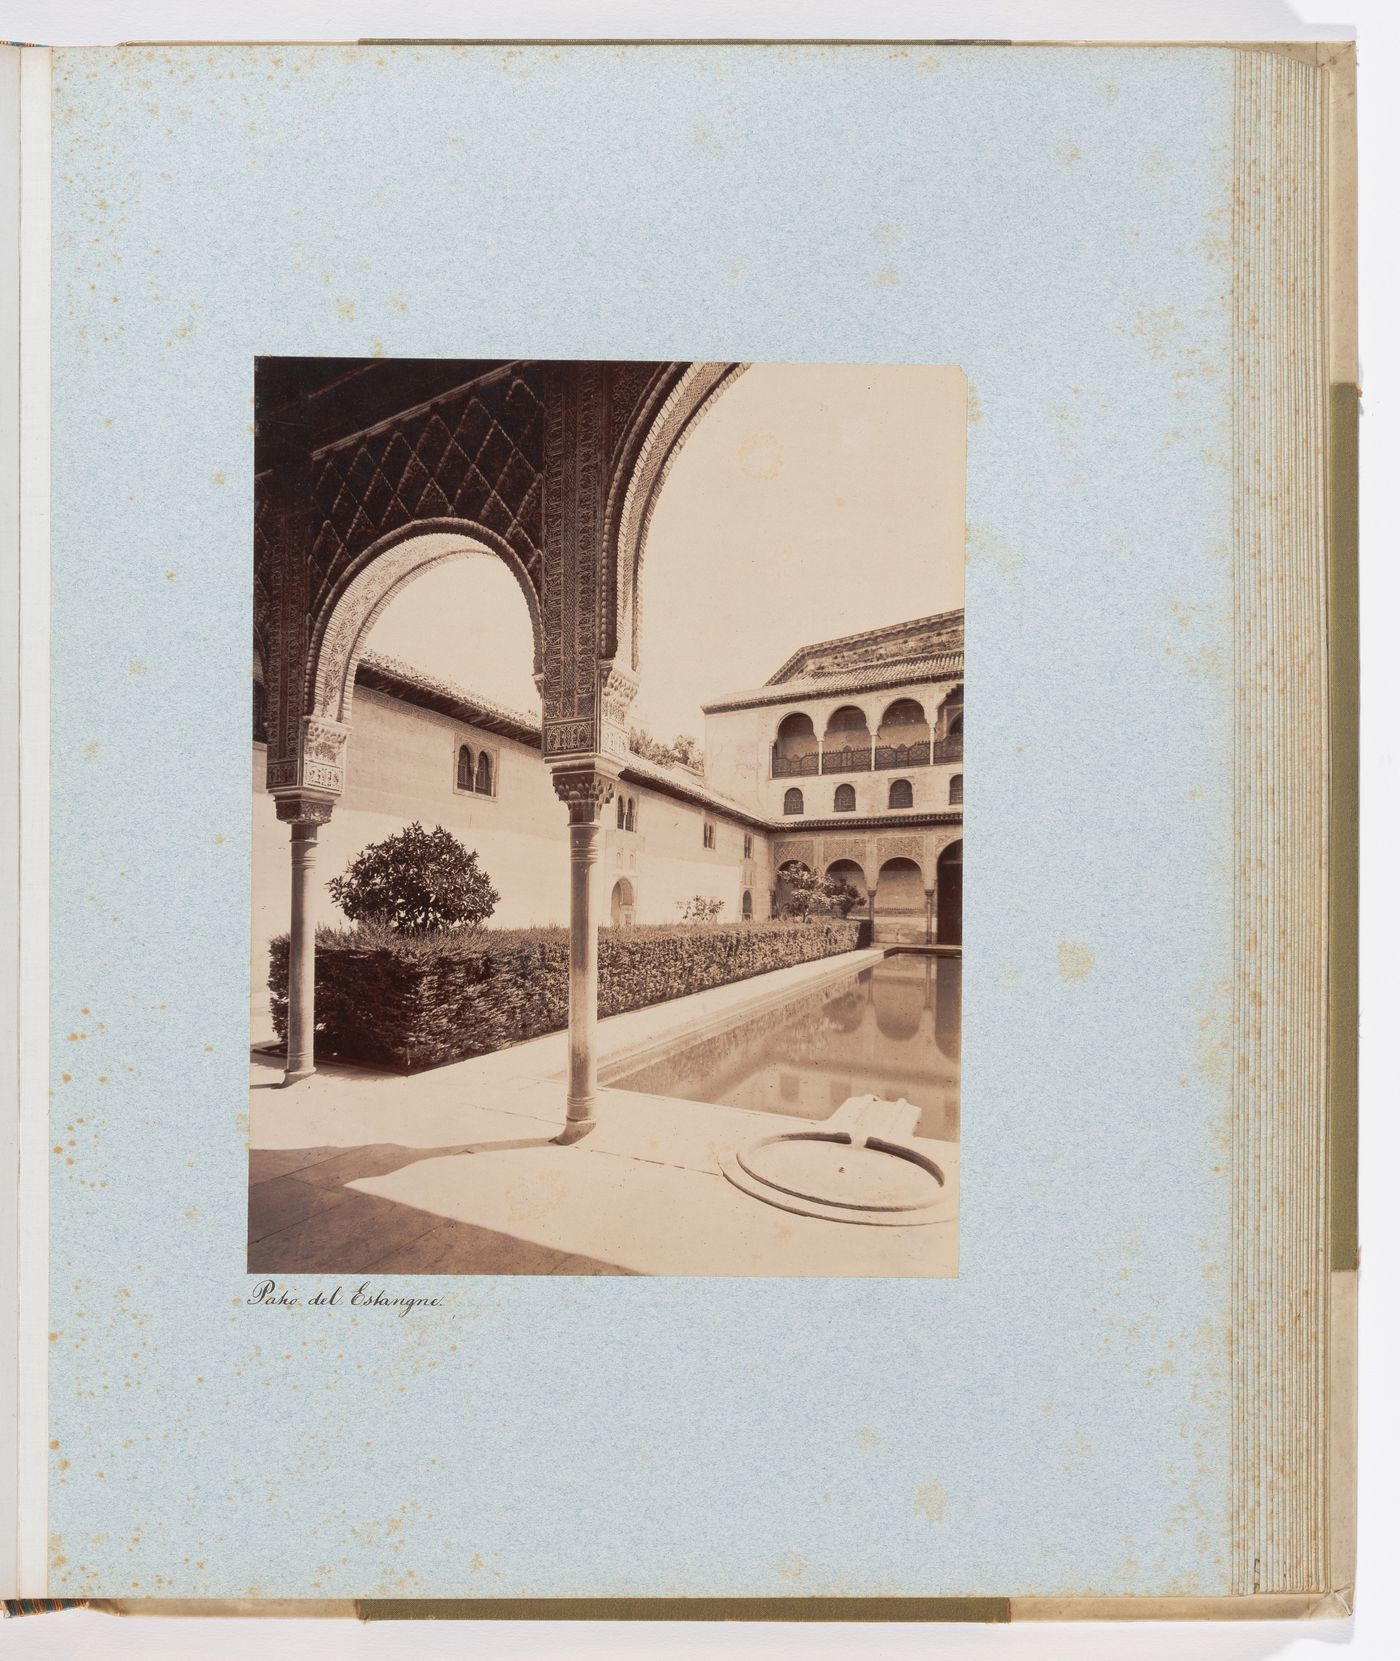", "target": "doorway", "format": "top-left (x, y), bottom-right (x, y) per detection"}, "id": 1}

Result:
top-left (936, 840), bottom-right (962, 947)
